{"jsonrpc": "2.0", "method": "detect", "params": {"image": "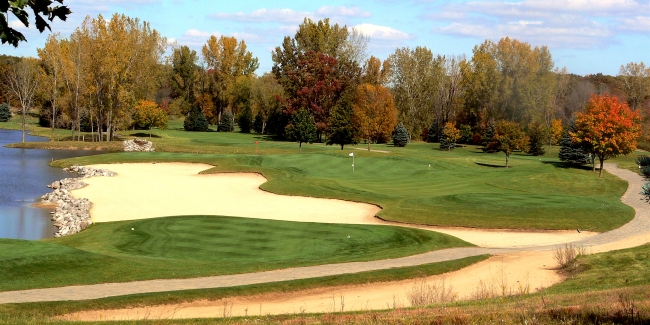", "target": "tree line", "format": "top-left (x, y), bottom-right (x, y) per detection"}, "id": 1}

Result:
top-left (1, 15), bottom-right (649, 154)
